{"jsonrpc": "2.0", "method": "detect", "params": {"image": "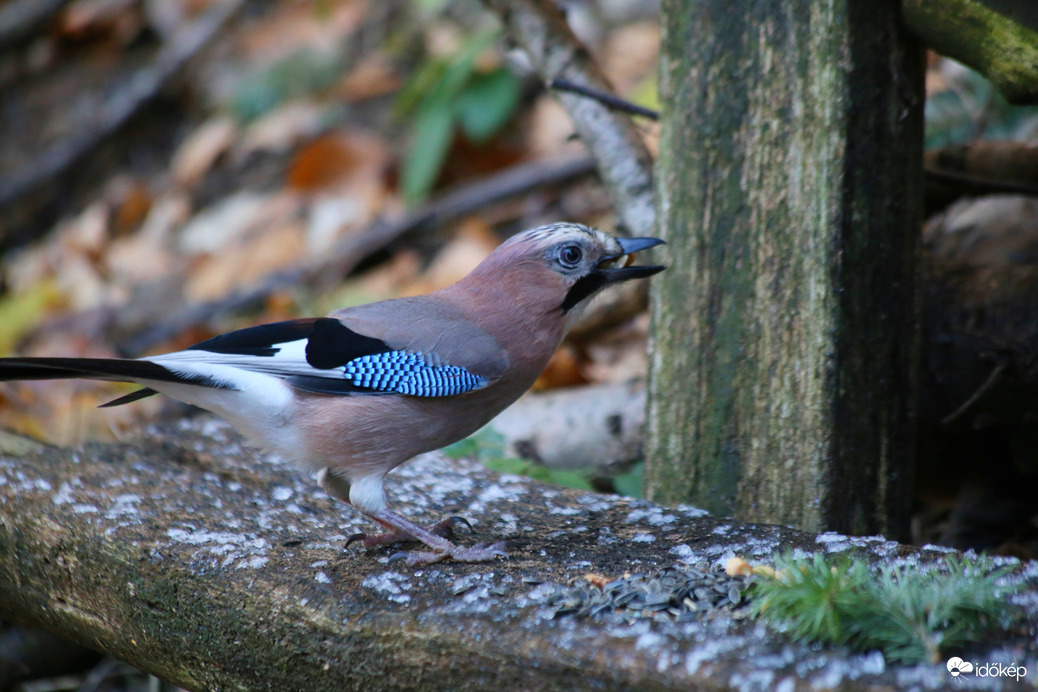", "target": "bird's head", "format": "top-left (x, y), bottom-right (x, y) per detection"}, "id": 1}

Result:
top-left (463, 222), bottom-right (665, 319)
